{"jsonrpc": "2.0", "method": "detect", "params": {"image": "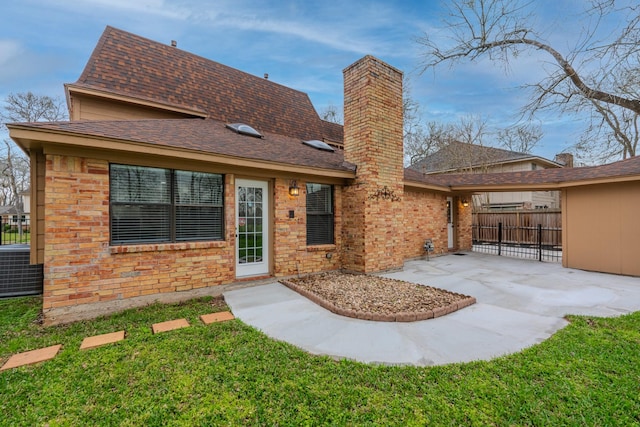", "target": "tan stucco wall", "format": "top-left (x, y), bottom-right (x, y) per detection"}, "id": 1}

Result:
top-left (29, 150), bottom-right (46, 264)
top-left (563, 181), bottom-right (640, 276)
top-left (481, 190), bottom-right (560, 209)
top-left (70, 95), bottom-right (191, 121)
